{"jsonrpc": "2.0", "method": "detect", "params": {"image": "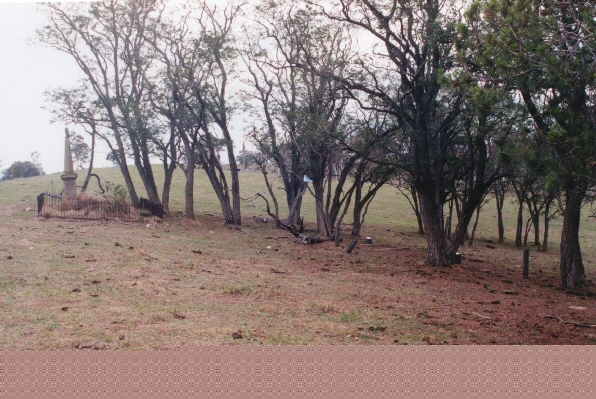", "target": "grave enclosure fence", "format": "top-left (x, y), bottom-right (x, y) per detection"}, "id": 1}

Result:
top-left (36, 193), bottom-right (160, 223)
